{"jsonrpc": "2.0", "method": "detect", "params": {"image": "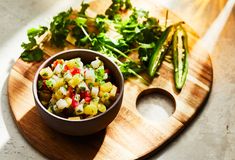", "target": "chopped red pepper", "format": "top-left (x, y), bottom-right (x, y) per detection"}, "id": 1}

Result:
top-left (52, 59), bottom-right (63, 69)
top-left (64, 65), bottom-right (69, 72)
top-left (84, 91), bottom-right (91, 103)
top-left (85, 91), bottom-right (91, 97)
top-left (52, 61), bottom-right (58, 68)
top-left (68, 86), bottom-right (74, 96)
top-left (70, 67), bottom-right (80, 75)
top-left (85, 96), bottom-right (91, 103)
top-left (71, 95), bottom-right (78, 108)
